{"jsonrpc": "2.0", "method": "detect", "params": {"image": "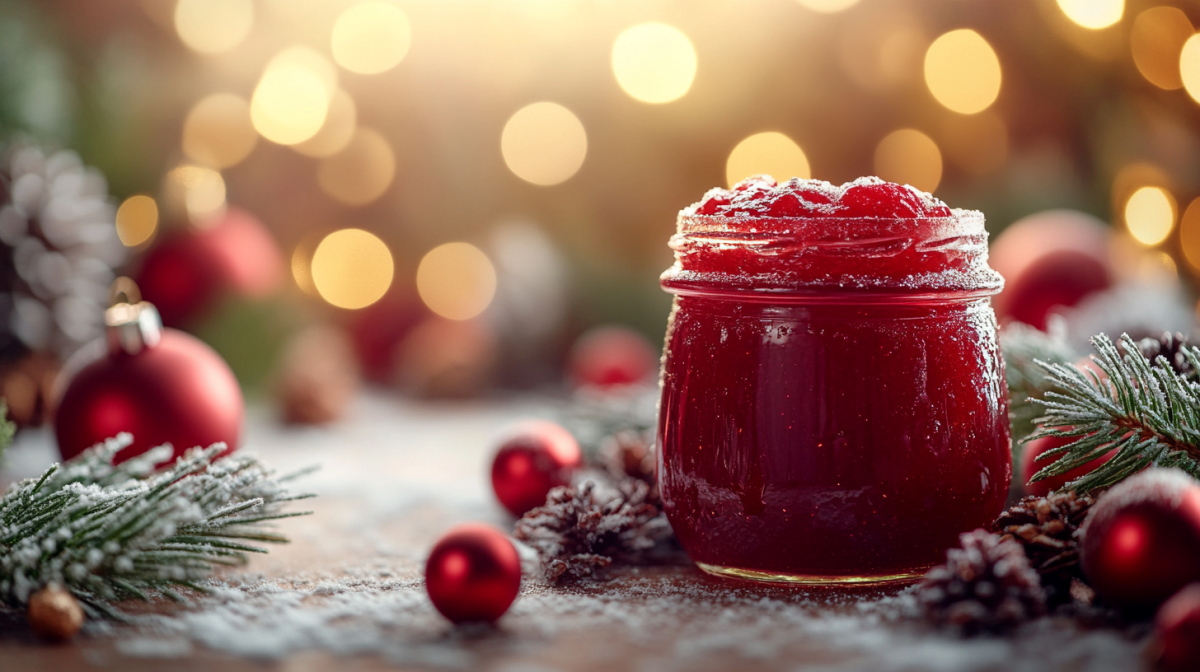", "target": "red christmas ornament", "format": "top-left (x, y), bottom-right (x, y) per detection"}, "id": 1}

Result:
top-left (491, 421), bottom-right (582, 517)
top-left (1081, 469), bottom-right (1200, 613)
top-left (425, 523), bottom-right (522, 623)
top-left (54, 279), bottom-right (243, 465)
top-left (345, 288), bottom-right (424, 383)
top-left (989, 210), bottom-right (1112, 330)
top-left (1021, 433), bottom-right (1117, 497)
top-left (136, 207), bottom-right (283, 327)
top-left (1156, 584), bottom-right (1200, 672)
top-left (567, 326), bottom-right (658, 389)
